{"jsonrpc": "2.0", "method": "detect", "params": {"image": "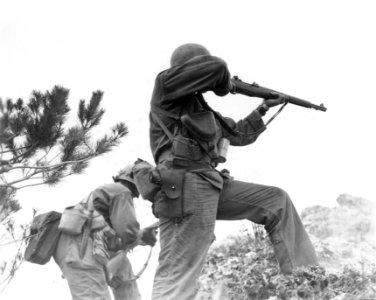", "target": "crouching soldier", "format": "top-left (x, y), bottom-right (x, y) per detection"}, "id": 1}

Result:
top-left (53, 164), bottom-right (158, 300)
